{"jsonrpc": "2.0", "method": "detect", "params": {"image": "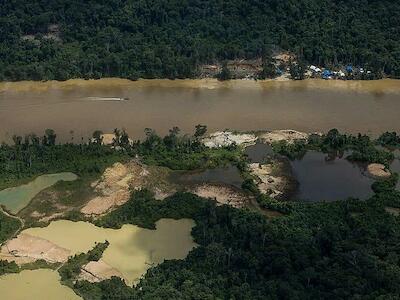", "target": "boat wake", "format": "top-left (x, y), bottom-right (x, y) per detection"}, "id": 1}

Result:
top-left (85, 97), bottom-right (129, 102)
